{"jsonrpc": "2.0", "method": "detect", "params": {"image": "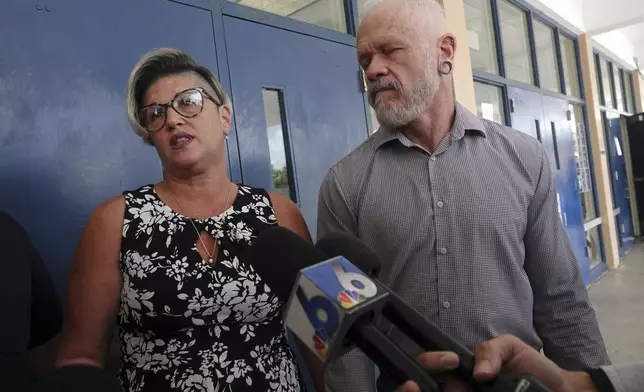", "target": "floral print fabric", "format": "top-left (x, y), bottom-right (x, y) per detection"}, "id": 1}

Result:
top-left (117, 184), bottom-right (304, 392)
